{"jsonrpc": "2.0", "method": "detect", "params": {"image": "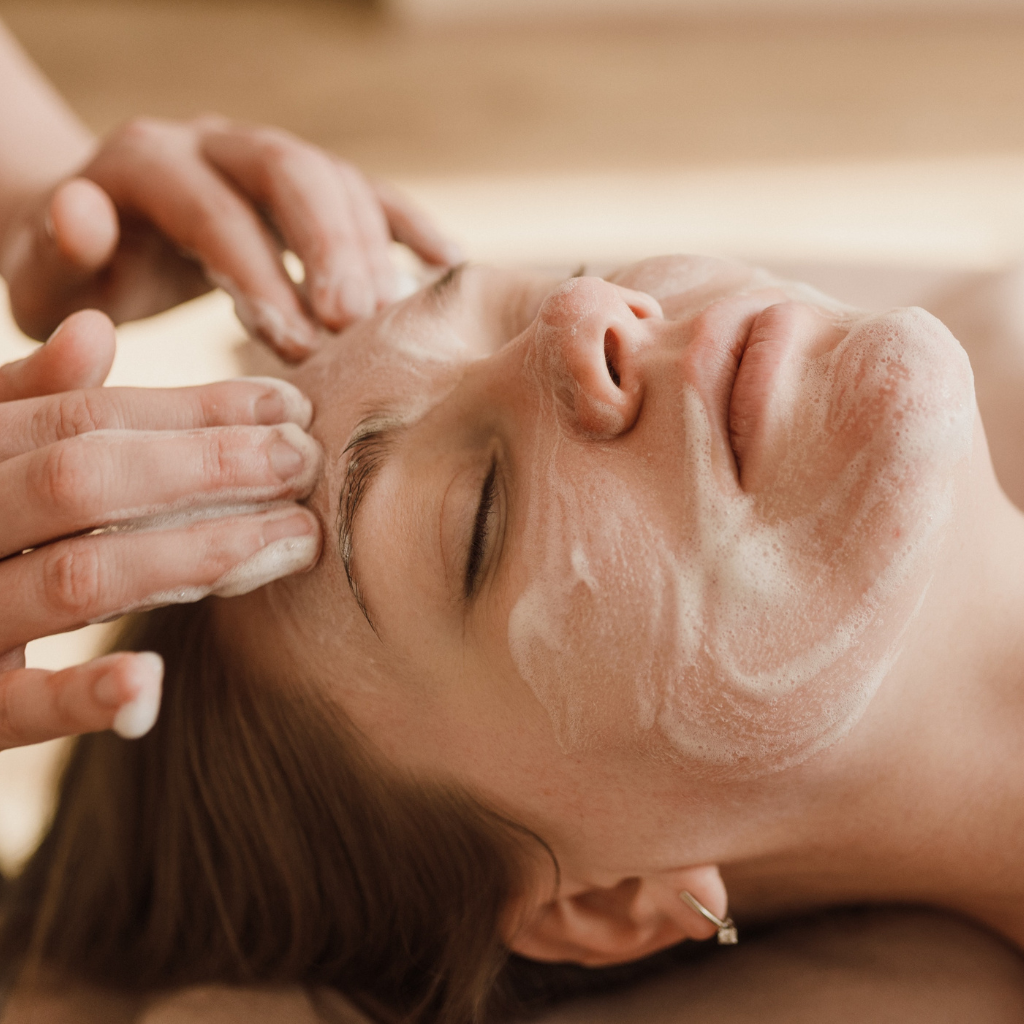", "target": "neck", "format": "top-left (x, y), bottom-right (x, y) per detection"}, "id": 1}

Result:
top-left (723, 454), bottom-right (1024, 948)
